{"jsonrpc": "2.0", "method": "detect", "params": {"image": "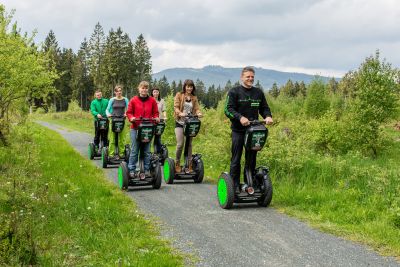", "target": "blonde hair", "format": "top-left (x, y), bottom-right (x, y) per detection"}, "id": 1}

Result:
top-left (138, 81), bottom-right (149, 89)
